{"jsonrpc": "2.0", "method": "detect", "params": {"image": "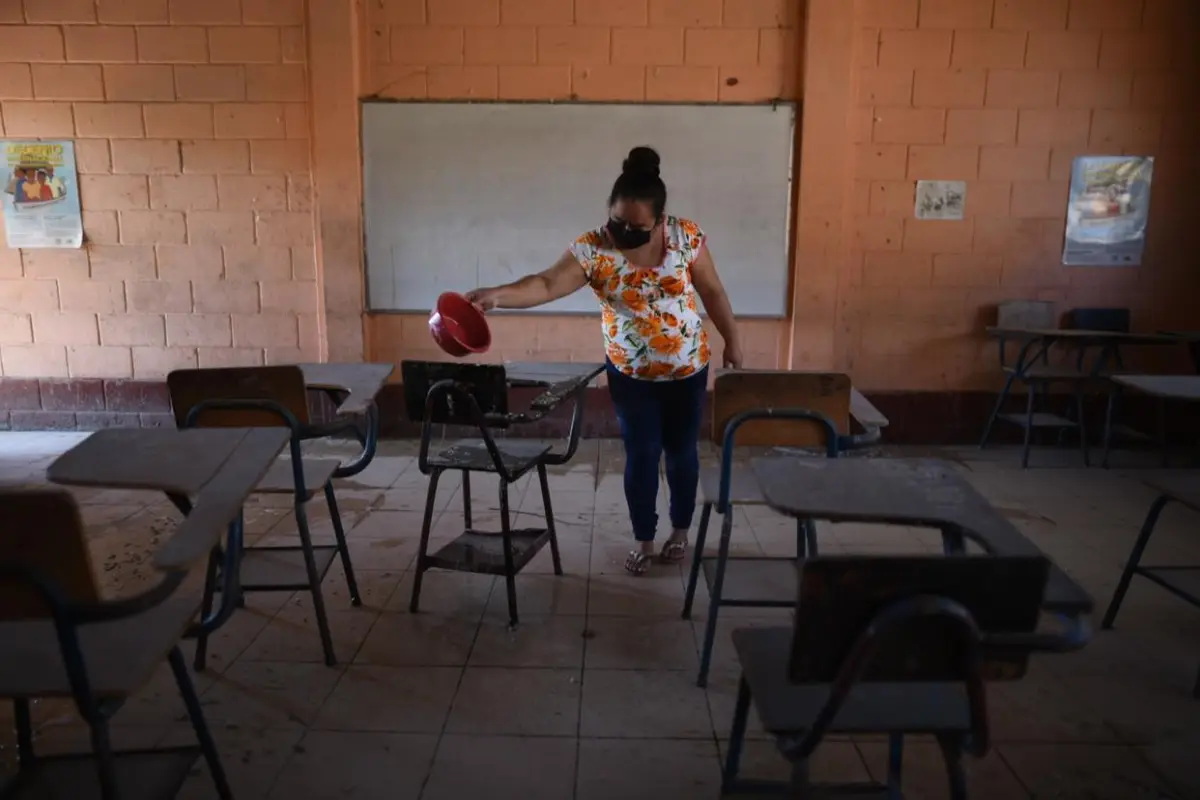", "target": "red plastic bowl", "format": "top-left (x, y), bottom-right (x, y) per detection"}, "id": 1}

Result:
top-left (429, 291), bottom-right (491, 357)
